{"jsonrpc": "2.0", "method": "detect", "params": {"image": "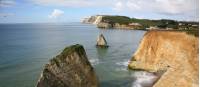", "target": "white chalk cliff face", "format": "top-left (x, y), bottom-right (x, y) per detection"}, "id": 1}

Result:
top-left (82, 15), bottom-right (103, 24)
top-left (93, 16), bottom-right (103, 25)
top-left (96, 34), bottom-right (108, 47)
